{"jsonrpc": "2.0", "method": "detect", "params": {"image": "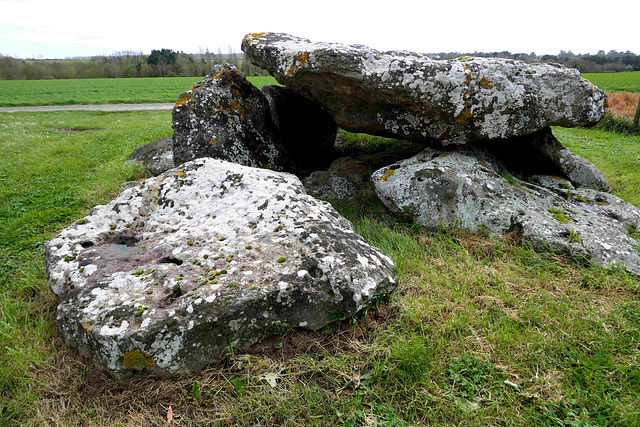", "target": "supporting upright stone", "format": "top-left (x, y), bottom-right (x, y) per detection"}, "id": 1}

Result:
top-left (172, 64), bottom-right (289, 170)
